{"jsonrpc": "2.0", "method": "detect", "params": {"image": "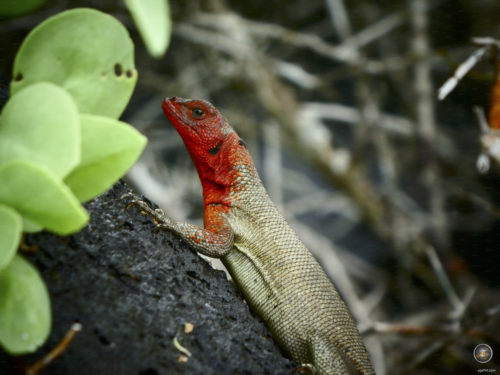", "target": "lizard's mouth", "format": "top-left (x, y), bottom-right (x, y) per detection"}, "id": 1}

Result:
top-left (162, 97), bottom-right (185, 128)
